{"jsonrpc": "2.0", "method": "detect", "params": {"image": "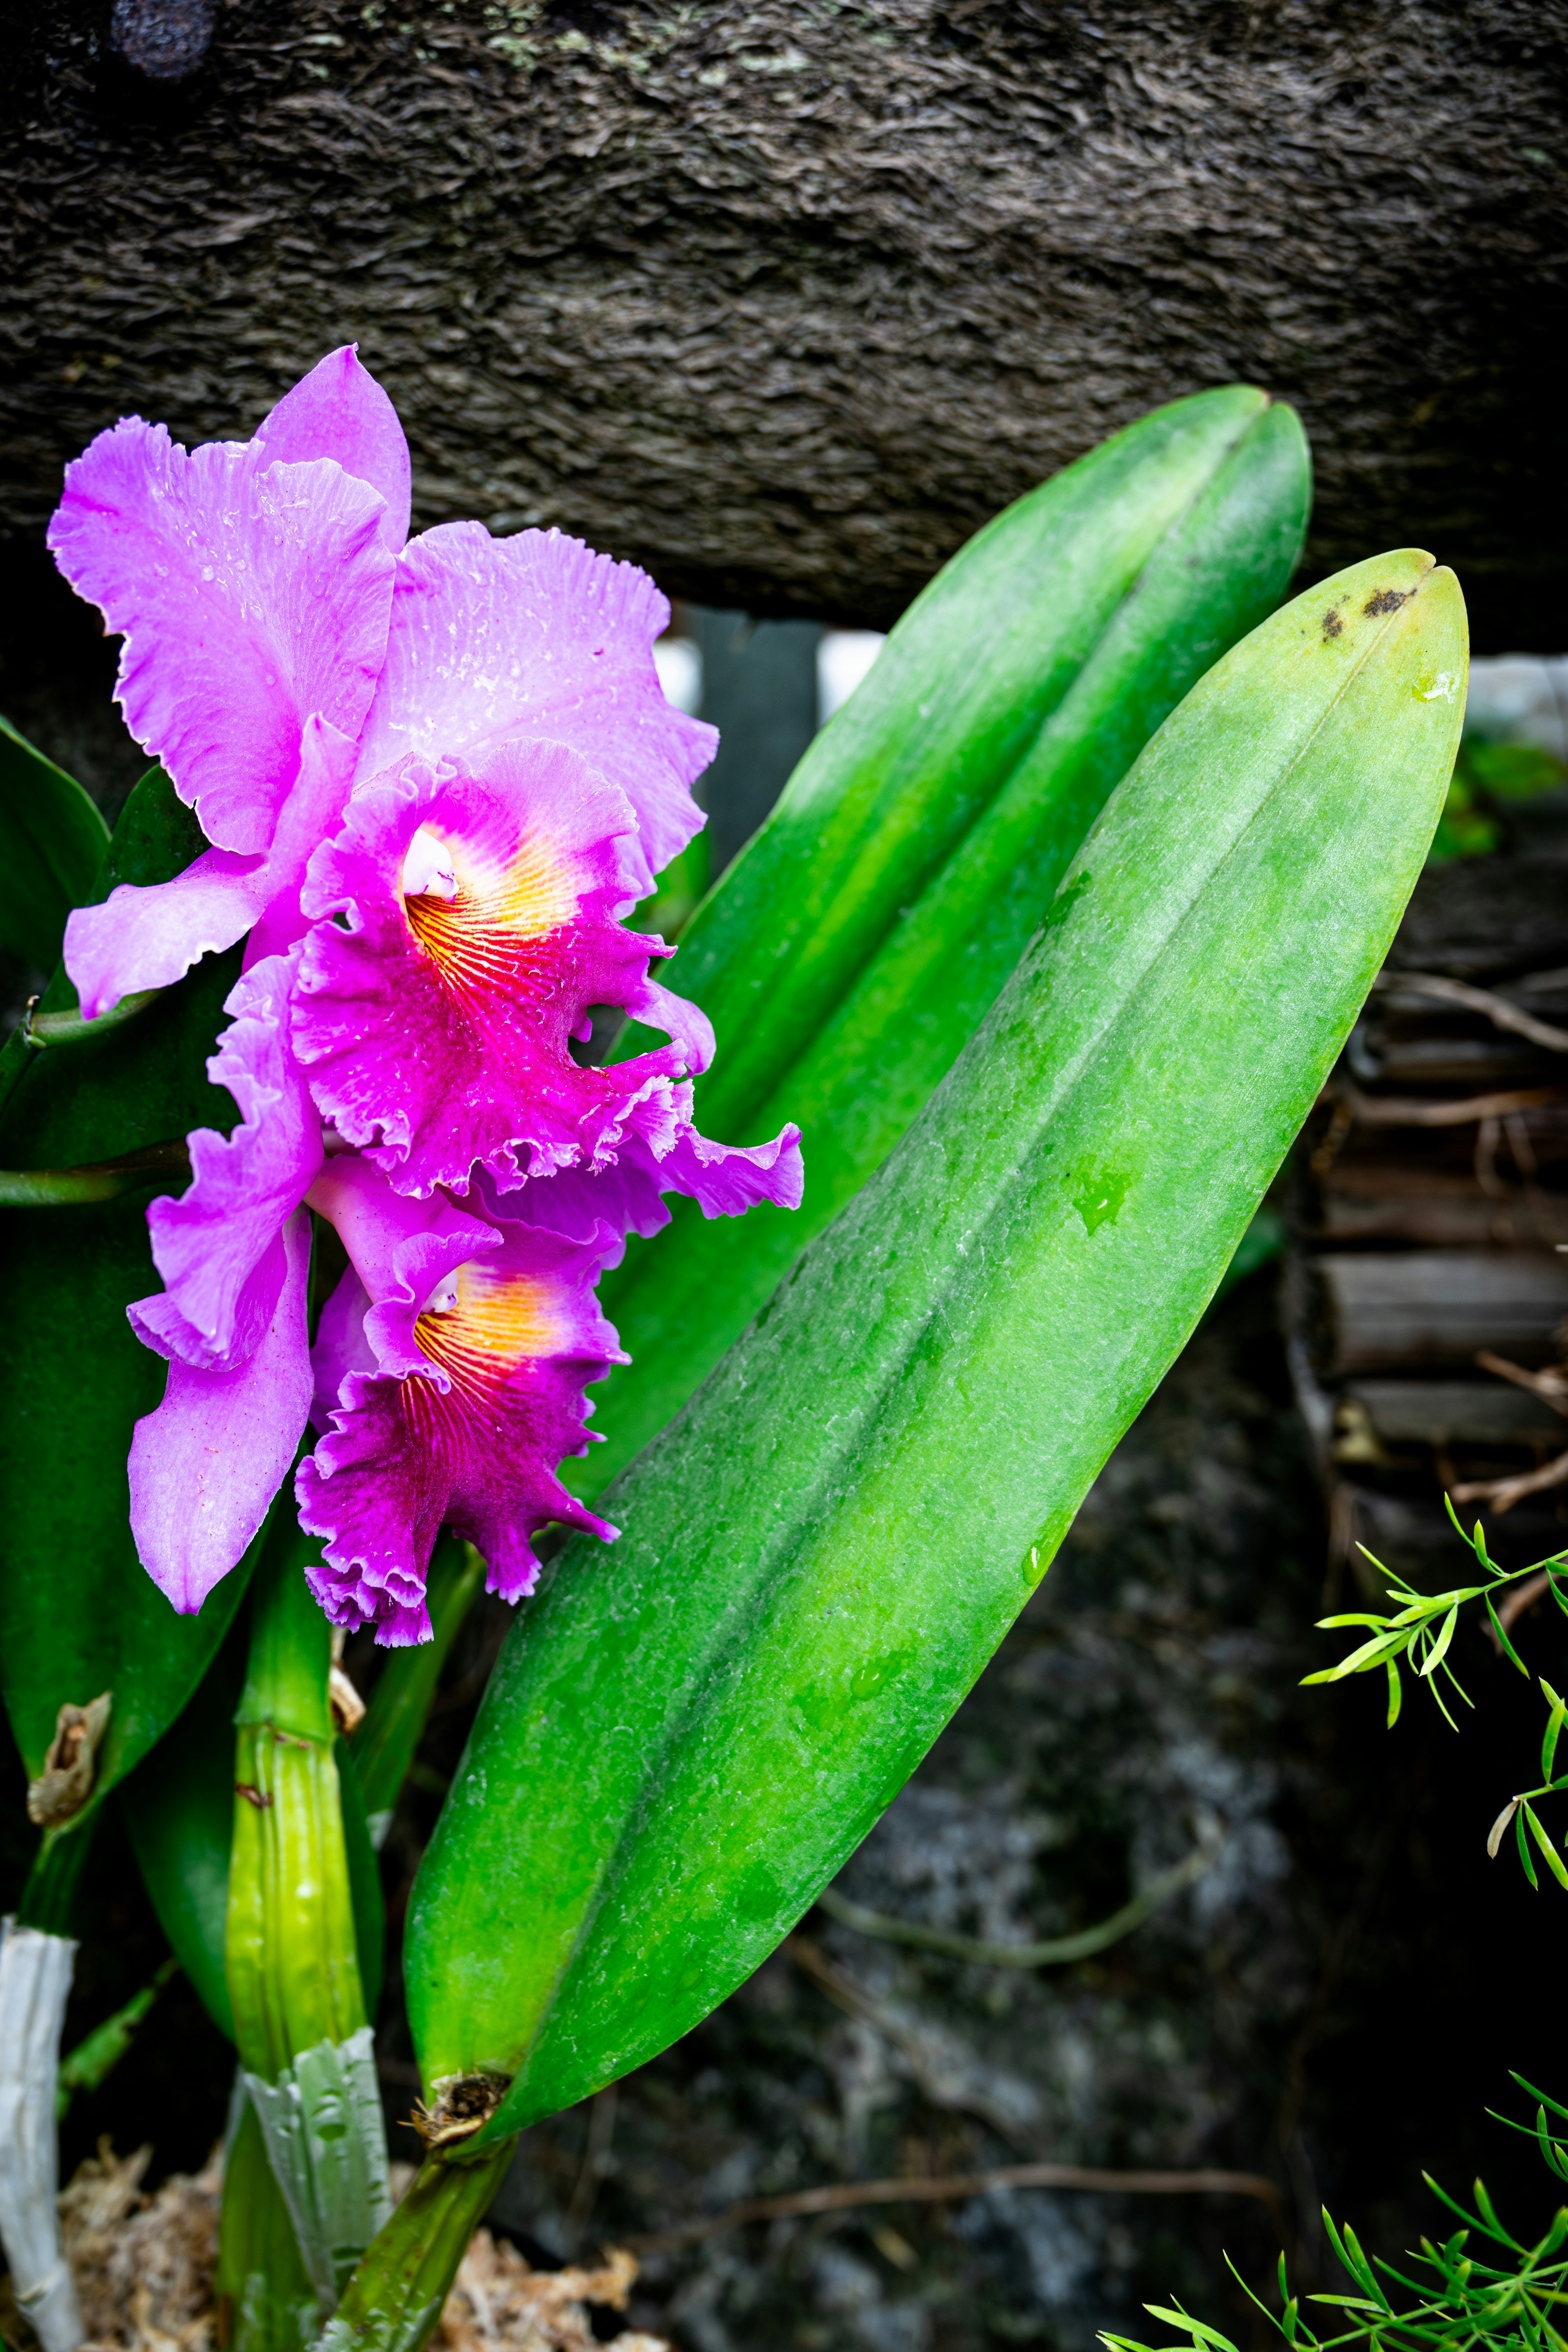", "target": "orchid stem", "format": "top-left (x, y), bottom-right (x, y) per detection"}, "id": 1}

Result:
top-left (323, 2141), bottom-right (516, 2352)
top-left (22, 989), bottom-right (163, 1049)
top-left (223, 1517), bottom-right (390, 2332)
top-left (55, 1955), bottom-right (179, 2119)
top-left (18, 1817), bottom-right (100, 1938)
top-left (216, 2092), bottom-right (321, 2352)
top-left (350, 1535), bottom-right (483, 1845)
